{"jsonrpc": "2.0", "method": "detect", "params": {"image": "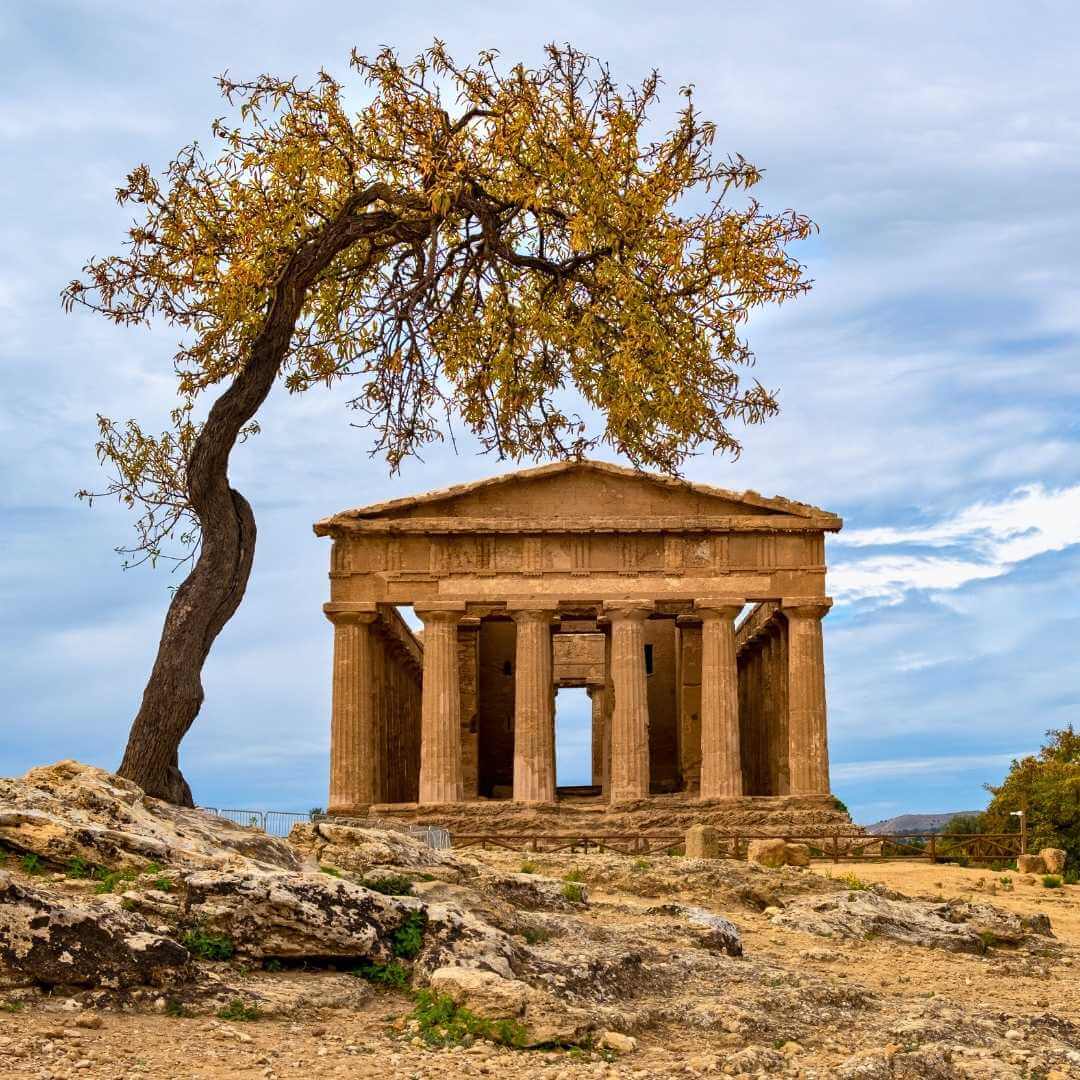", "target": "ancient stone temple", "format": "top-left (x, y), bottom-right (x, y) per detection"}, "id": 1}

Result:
top-left (315, 461), bottom-right (846, 833)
